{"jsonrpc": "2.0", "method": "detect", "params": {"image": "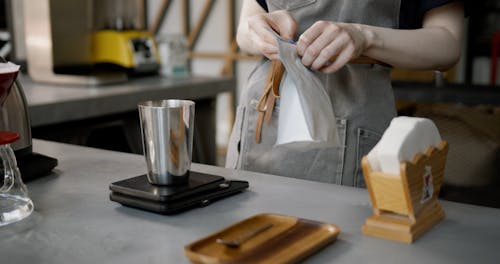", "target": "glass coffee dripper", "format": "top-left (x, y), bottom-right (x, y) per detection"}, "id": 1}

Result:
top-left (0, 62), bottom-right (33, 226)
